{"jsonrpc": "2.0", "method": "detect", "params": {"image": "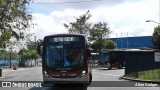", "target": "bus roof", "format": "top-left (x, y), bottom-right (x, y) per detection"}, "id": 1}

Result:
top-left (44, 34), bottom-right (85, 38)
